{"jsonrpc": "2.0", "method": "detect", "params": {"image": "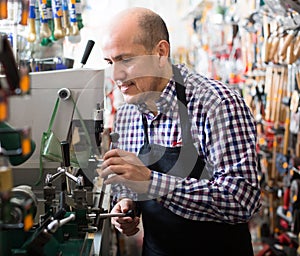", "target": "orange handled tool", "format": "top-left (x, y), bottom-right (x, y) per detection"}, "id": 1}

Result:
top-left (19, 0), bottom-right (29, 25)
top-left (0, 0), bottom-right (7, 19)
